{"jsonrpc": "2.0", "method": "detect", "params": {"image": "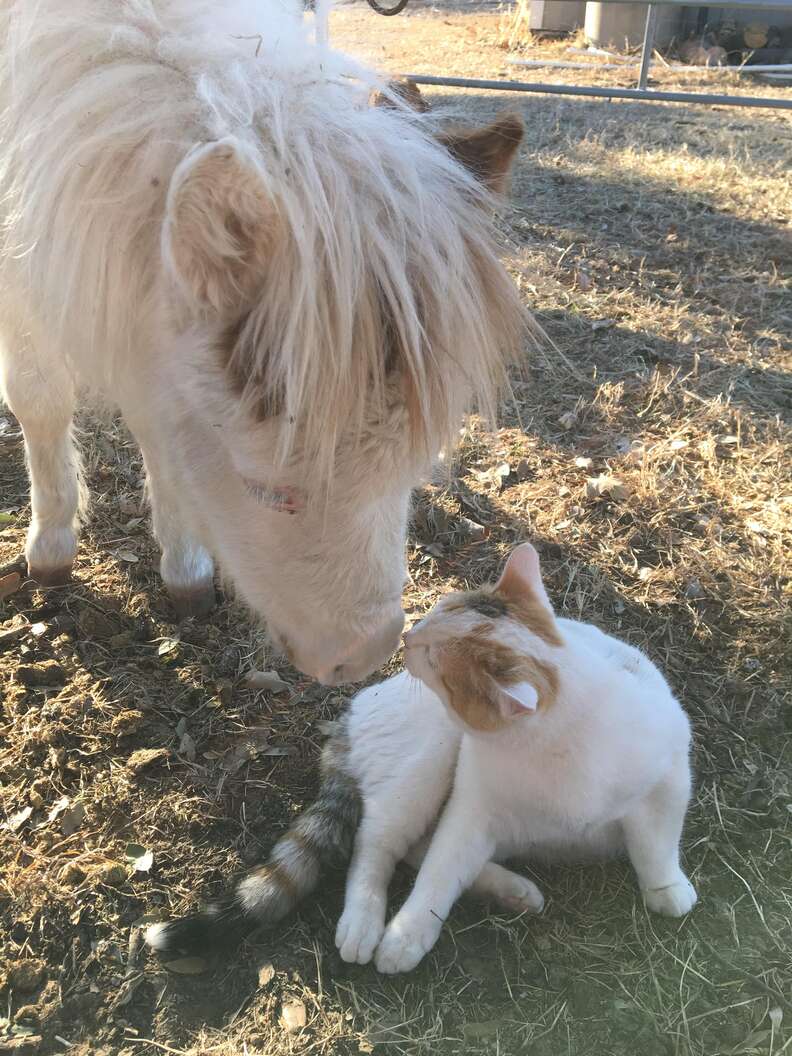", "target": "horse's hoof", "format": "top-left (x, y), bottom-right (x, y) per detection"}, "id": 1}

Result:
top-left (167, 581), bottom-right (217, 621)
top-left (28, 564), bottom-right (73, 587)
